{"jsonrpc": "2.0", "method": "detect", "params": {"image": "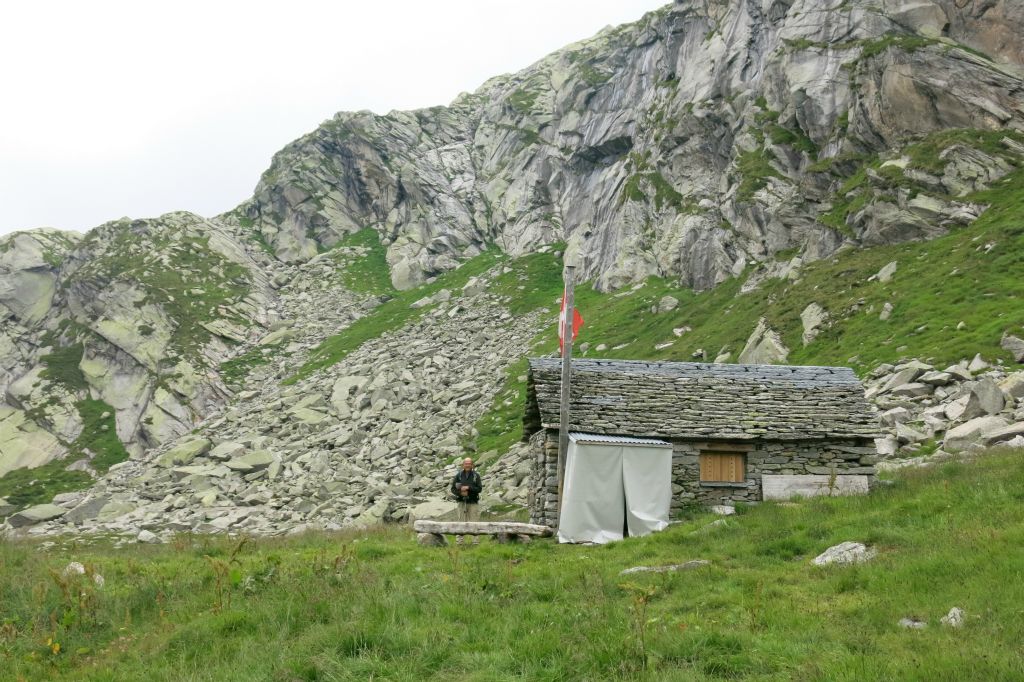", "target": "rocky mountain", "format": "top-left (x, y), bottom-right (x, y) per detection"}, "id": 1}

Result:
top-left (233, 0), bottom-right (1023, 292)
top-left (2, 0), bottom-right (1024, 535)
